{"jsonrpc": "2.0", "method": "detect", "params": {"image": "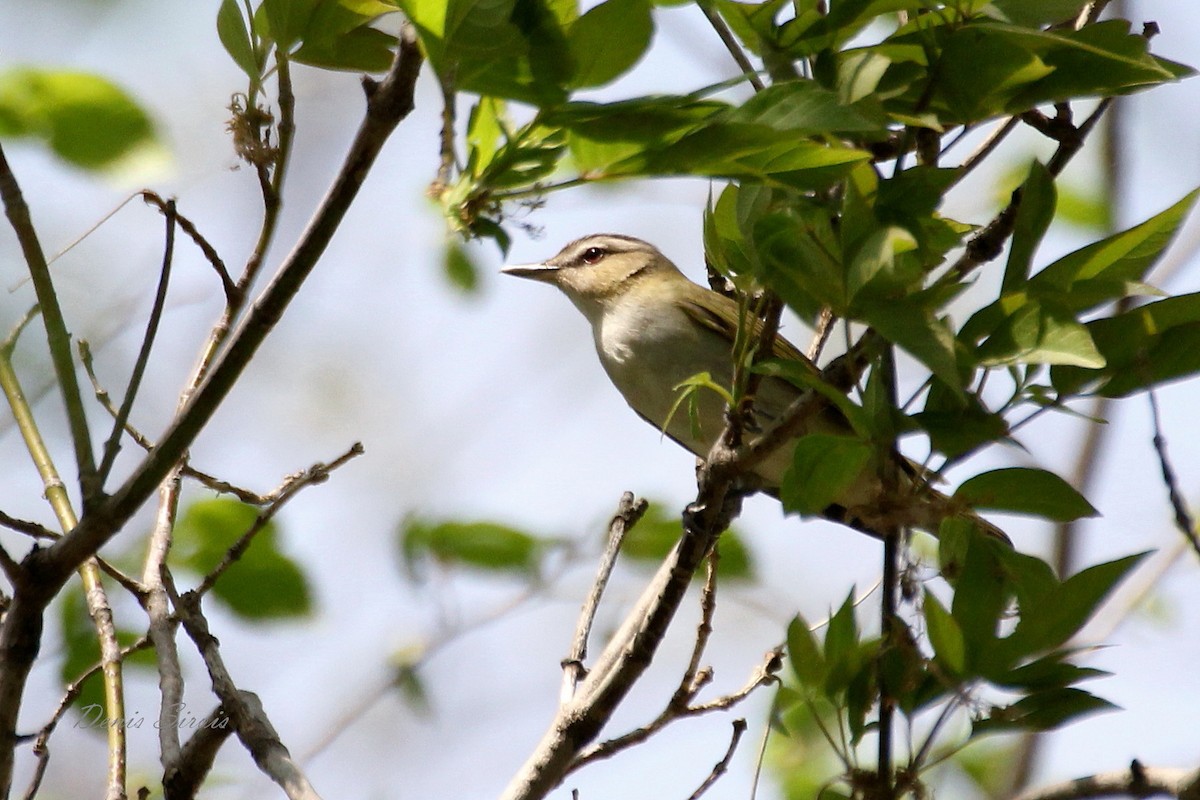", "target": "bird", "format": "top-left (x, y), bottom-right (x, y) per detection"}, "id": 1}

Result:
top-left (503, 233), bottom-right (1007, 542)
